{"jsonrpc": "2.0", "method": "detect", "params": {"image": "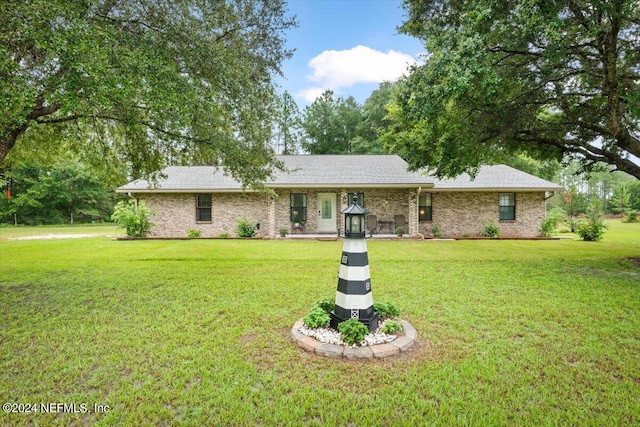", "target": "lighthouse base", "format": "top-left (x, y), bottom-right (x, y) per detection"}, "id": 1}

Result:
top-left (330, 311), bottom-right (379, 333)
